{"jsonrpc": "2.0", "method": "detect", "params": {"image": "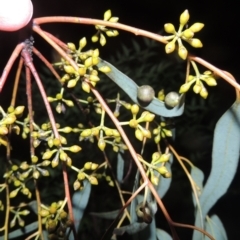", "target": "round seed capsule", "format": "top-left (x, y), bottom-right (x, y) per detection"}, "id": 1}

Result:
top-left (137, 85), bottom-right (155, 104)
top-left (165, 92), bottom-right (180, 108)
